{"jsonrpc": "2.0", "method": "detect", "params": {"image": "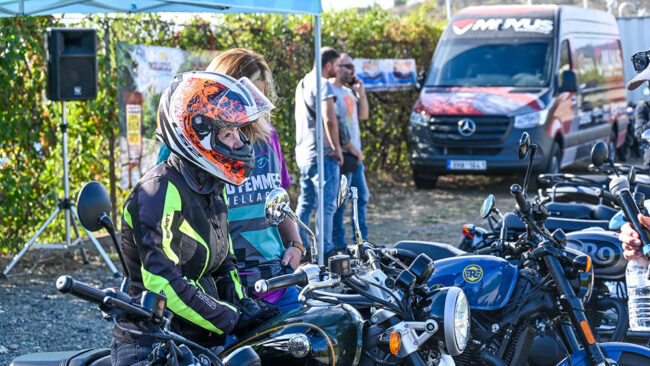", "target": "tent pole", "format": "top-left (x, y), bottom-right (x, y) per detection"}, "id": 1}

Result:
top-left (314, 14), bottom-right (324, 266)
